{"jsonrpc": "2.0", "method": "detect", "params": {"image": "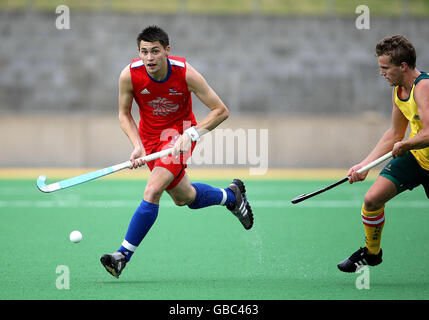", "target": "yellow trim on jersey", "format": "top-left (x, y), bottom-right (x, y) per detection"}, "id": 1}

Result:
top-left (394, 73), bottom-right (429, 170)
